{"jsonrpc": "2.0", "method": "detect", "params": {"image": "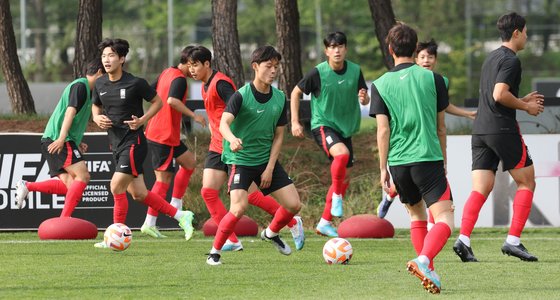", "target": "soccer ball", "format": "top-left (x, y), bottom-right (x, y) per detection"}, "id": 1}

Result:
top-left (322, 238), bottom-right (353, 264)
top-left (104, 223), bottom-right (132, 251)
